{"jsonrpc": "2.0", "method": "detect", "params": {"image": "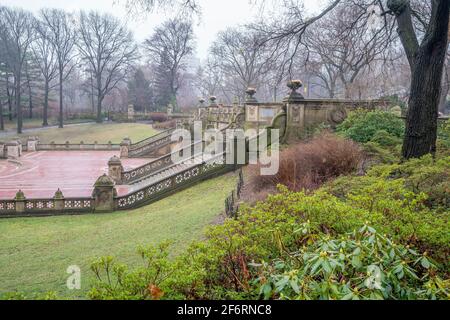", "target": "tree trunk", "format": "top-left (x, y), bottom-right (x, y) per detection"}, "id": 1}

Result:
top-left (96, 75), bottom-right (103, 123)
top-left (0, 103), bottom-right (4, 131)
top-left (27, 79), bottom-right (33, 119)
top-left (96, 95), bottom-right (103, 123)
top-left (58, 70), bottom-right (63, 129)
top-left (16, 74), bottom-right (22, 134)
top-left (43, 80), bottom-right (49, 127)
top-left (6, 76), bottom-right (12, 121)
top-left (400, 0), bottom-right (450, 159)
